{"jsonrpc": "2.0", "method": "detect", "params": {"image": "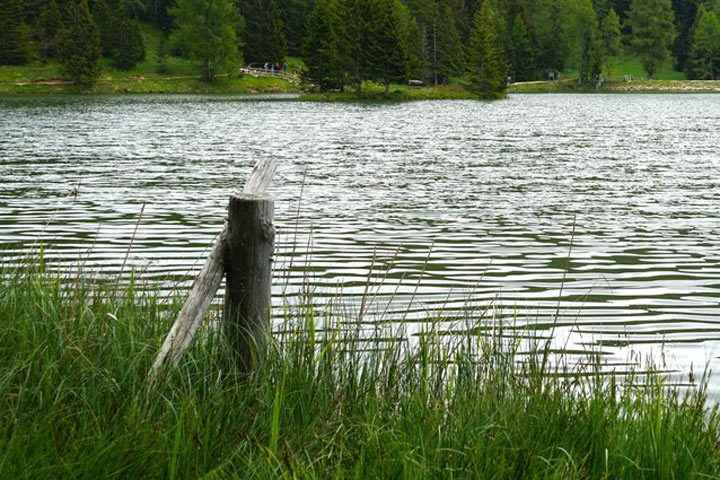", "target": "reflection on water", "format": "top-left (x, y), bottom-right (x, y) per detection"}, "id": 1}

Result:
top-left (1, 93), bottom-right (720, 390)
